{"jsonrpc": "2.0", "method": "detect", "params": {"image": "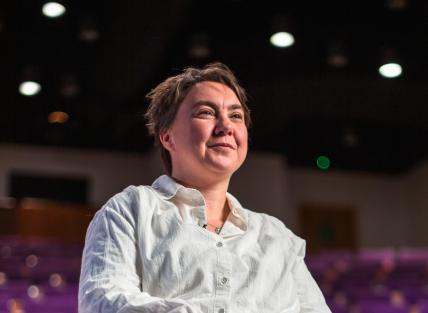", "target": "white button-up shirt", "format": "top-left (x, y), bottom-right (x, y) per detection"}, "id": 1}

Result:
top-left (79, 175), bottom-right (331, 313)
